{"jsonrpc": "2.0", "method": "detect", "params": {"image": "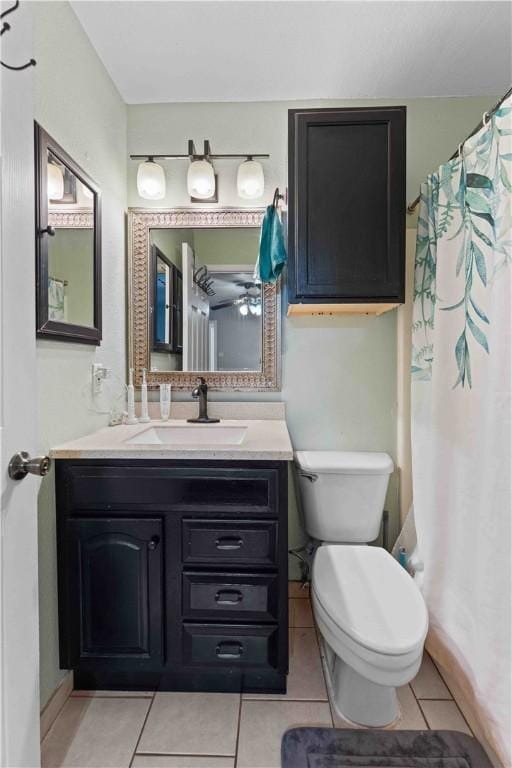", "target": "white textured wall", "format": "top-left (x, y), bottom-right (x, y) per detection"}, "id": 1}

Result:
top-left (33, 1), bottom-right (127, 708)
